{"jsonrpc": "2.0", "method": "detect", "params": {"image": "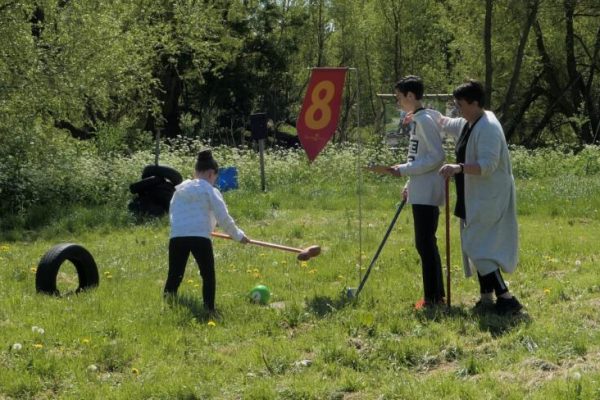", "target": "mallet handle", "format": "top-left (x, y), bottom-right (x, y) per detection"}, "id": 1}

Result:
top-left (211, 232), bottom-right (303, 254)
